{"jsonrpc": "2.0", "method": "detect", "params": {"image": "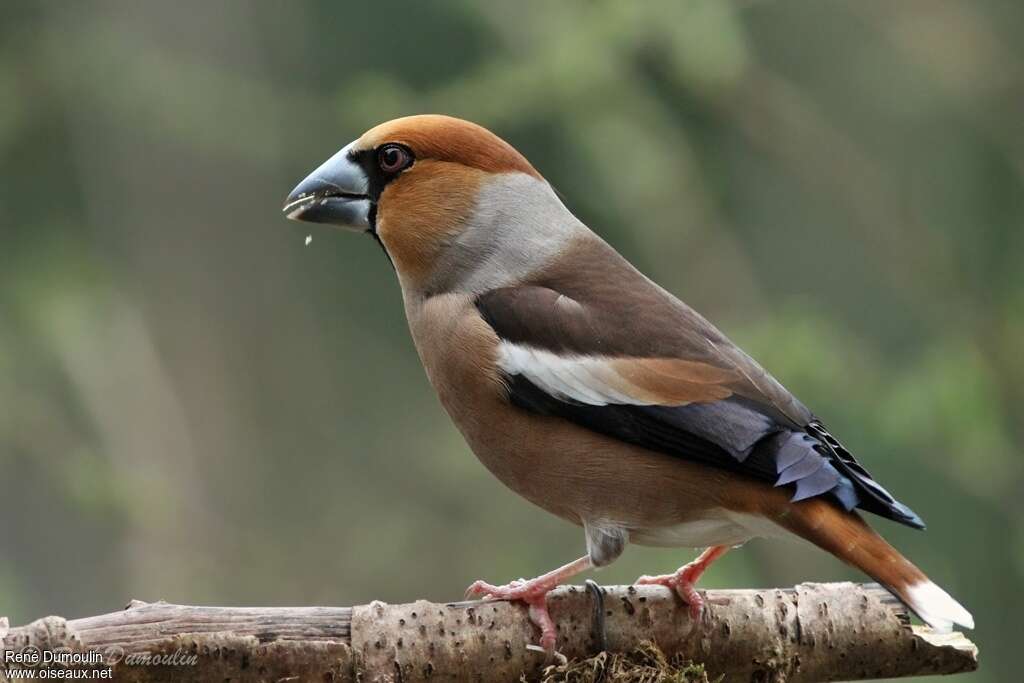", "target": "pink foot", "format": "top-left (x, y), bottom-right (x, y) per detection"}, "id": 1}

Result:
top-left (635, 566), bottom-right (706, 619)
top-left (464, 556), bottom-right (592, 652)
top-left (465, 577), bottom-right (559, 651)
top-left (634, 545), bottom-right (730, 620)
